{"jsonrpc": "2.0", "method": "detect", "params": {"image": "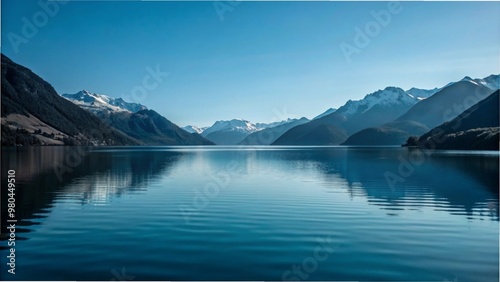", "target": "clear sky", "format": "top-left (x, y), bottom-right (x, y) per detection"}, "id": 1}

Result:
top-left (2, 1), bottom-right (499, 127)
